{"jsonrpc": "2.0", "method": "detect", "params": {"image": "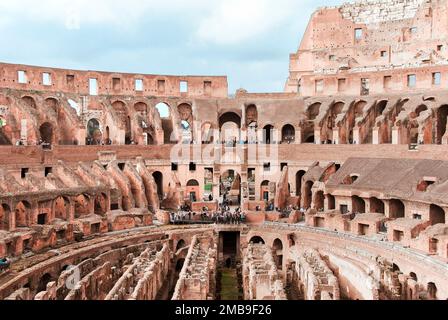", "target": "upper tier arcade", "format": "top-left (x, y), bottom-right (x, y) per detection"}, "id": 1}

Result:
top-left (0, 62), bottom-right (228, 98)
